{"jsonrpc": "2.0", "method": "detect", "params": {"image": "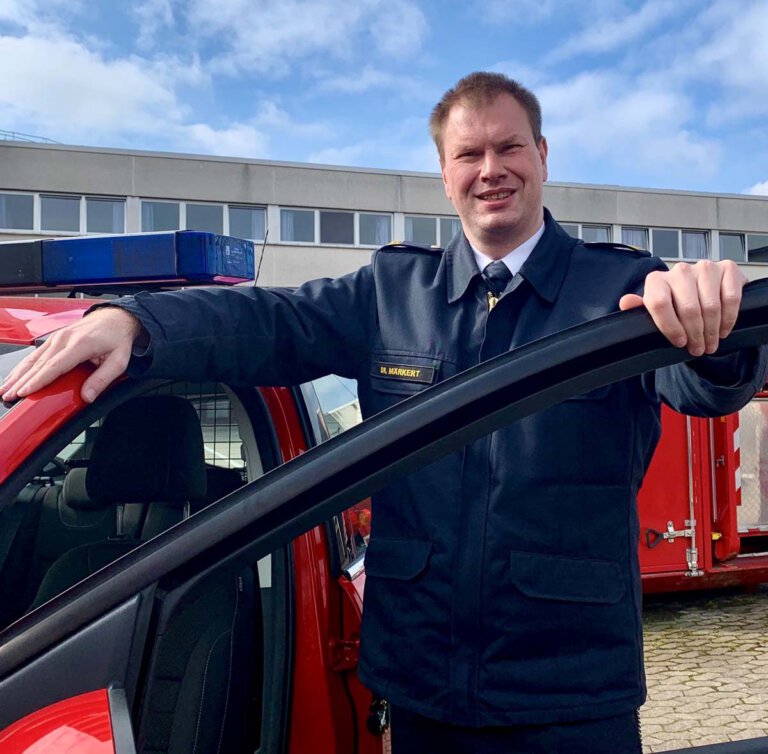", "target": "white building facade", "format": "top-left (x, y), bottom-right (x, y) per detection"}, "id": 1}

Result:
top-left (2, 141), bottom-right (768, 287)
